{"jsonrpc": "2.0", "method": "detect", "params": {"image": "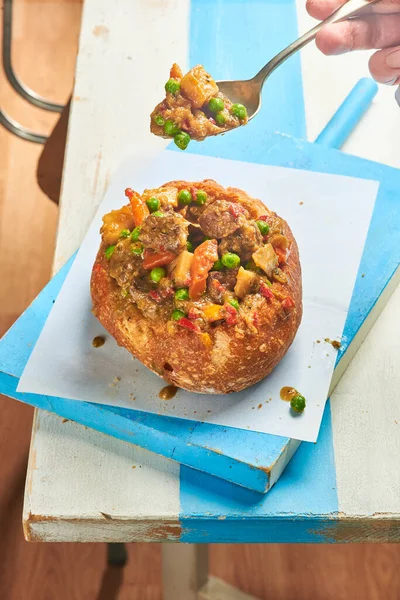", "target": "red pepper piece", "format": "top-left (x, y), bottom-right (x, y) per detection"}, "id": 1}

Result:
top-left (281, 297), bottom-right (295, 311)
top-left (149, 290), bottom-right (162, 302)
top-left (228, 203), bottom-right (245, 219)
top-left (224, 303), bottom-right (238, 326)
top-left (177, 317), bottom-right (201, 333)
top-left (260, 282), bottom-right (274, 300)
top-left (258, 214), bottom-right (271, 223)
